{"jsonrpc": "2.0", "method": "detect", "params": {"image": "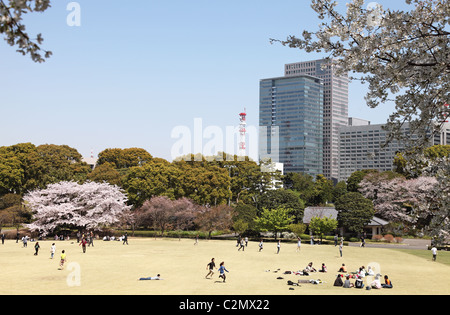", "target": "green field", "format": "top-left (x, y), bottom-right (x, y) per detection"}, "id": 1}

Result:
top-left (1, 237), bottom-right (449, 295)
